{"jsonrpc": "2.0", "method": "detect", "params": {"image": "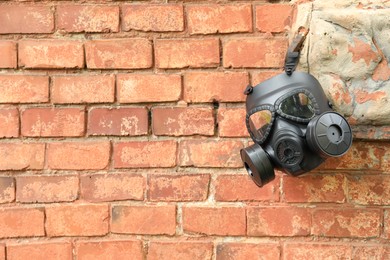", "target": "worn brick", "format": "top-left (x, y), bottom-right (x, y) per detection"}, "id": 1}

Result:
top-left (88, 107), bottom-right (148, 136)
top-left (0, 177), bottom-right (15, 203)
top-left (21, 107), bottom-right (85, 137)
top-left (0, 75), bottom-right (49, 103)
top-left (318, 141), bottom-right (382, 171)
top-left (223, 38), bottom-right (287, 68)
top-left (216, 243), bottom-right (280, 260)
top-left (7, 242), bottom-right (72, 260)
top-left (152, 107), bottom-right (215, 136)
top-left (247, 207), bottom-right (311, 236)
top-left (348, 175), bottom-right (390, 205)
top-left (179, 140), bottom-right (243, 168)
top-left (0, 245), bottom-right (4, 260)
top-left (149, 174), bottom-right (210, 202)
top-left (114, 140), bottom-right (177, 168)
top-left (148, 242), bottom-right (213, 260)
top-left (0, 107), bottom-right (19, 138)
top-left (0, 143), bottom-right (45, 170)
top-left (215, 174), bottom-right (279, 202)
top-left (117, 74), bottom-right (181, 103)
top-left (122, 4), bottom-right (183, 32)
top-left (183, 207), bottom-right (246, 236)
top-left (283, 174), bottom-right (346, 203)
top-left (183, 72), bottom-right (248, 103)
top-left (155, 39), bottom-right (220, 69)
top-left (0, 6), bottom-right (54, 34)
top-left (217, 107), bottom-right (248, 137)
top-left (187, 4), bottom-right (252, 35)
top-left (312, 209), bottom-right (381, 238)
top-left (16, 175), bottom-right (79, 203)
top-left (57, 5), bottom-right (119, 32)
top-left (251, 71), bottom-right (282, 85)
top-left (256, 4), bottom-right (293, 33)
top-left (111, 205), bottom-right (176, 235)
top-left (47, 142), bottom-right (110, 170)
top-left (85, 39), bottom-right (152, 69)
top-left (383, 209), bottom-right (390, 239)
top-left (284, 243), bottom-right (352, 260)
top-left (75, 240), bottom-right (143, 260)
top-left (19, 40), bottom-right (84, 69)
top-left (0, 41), bottom-right (17, 68)
top-left (46, 204), bottom-right (109, 237)
top-left (0, 207), bottom-right (44, 238)
top-left (352, 245), bottom-right (390, 260)
top-left (52, 75), bottom-right (115, 104)
top-left (80, 173), bottom-right (145, 202)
